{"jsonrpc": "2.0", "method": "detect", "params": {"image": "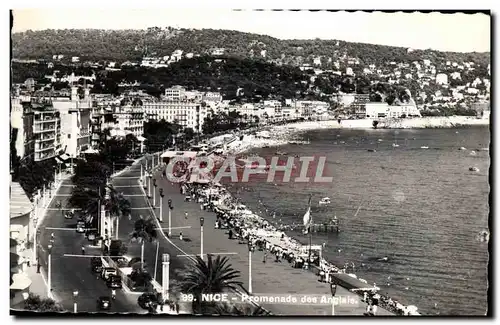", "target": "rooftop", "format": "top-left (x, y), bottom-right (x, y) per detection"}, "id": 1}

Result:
top-left (10, 182), bottom-right (33, 219)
